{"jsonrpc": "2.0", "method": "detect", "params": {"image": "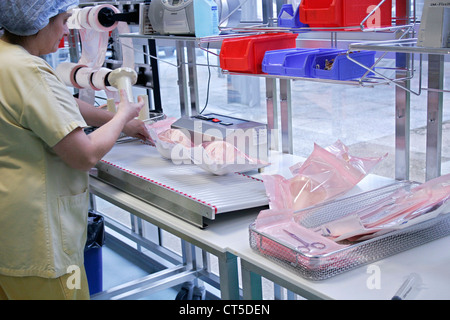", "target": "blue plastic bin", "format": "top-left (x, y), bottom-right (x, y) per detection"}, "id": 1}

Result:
top-left (84, 247), bottom-right (103, 295)
top-left (284, 48), bottom-right (343, 77)
top-left (84, 211), bottom-right (105, 296)
top-left (262, 48), bottom-right (313, 75)
top-left (277, 4), bottom-right (309, 29)
top-left (311, 50), bottom-right (376, 80)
